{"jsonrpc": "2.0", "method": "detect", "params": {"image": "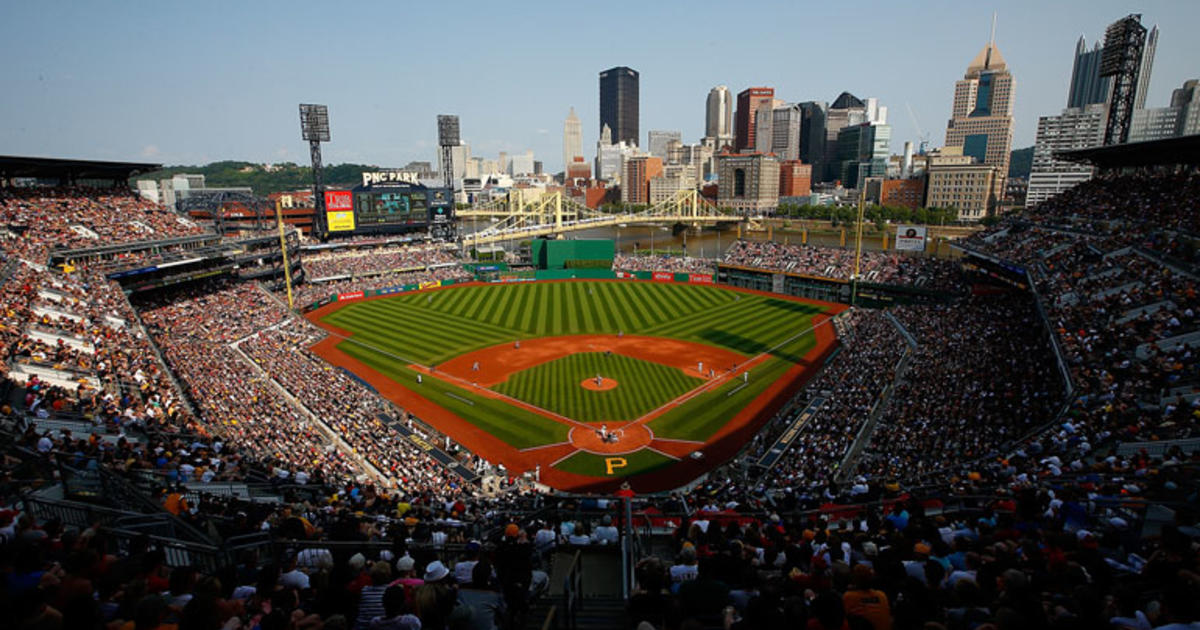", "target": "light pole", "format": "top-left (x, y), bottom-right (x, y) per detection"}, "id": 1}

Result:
top-left (851, 188), bottom-right (866, 307)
